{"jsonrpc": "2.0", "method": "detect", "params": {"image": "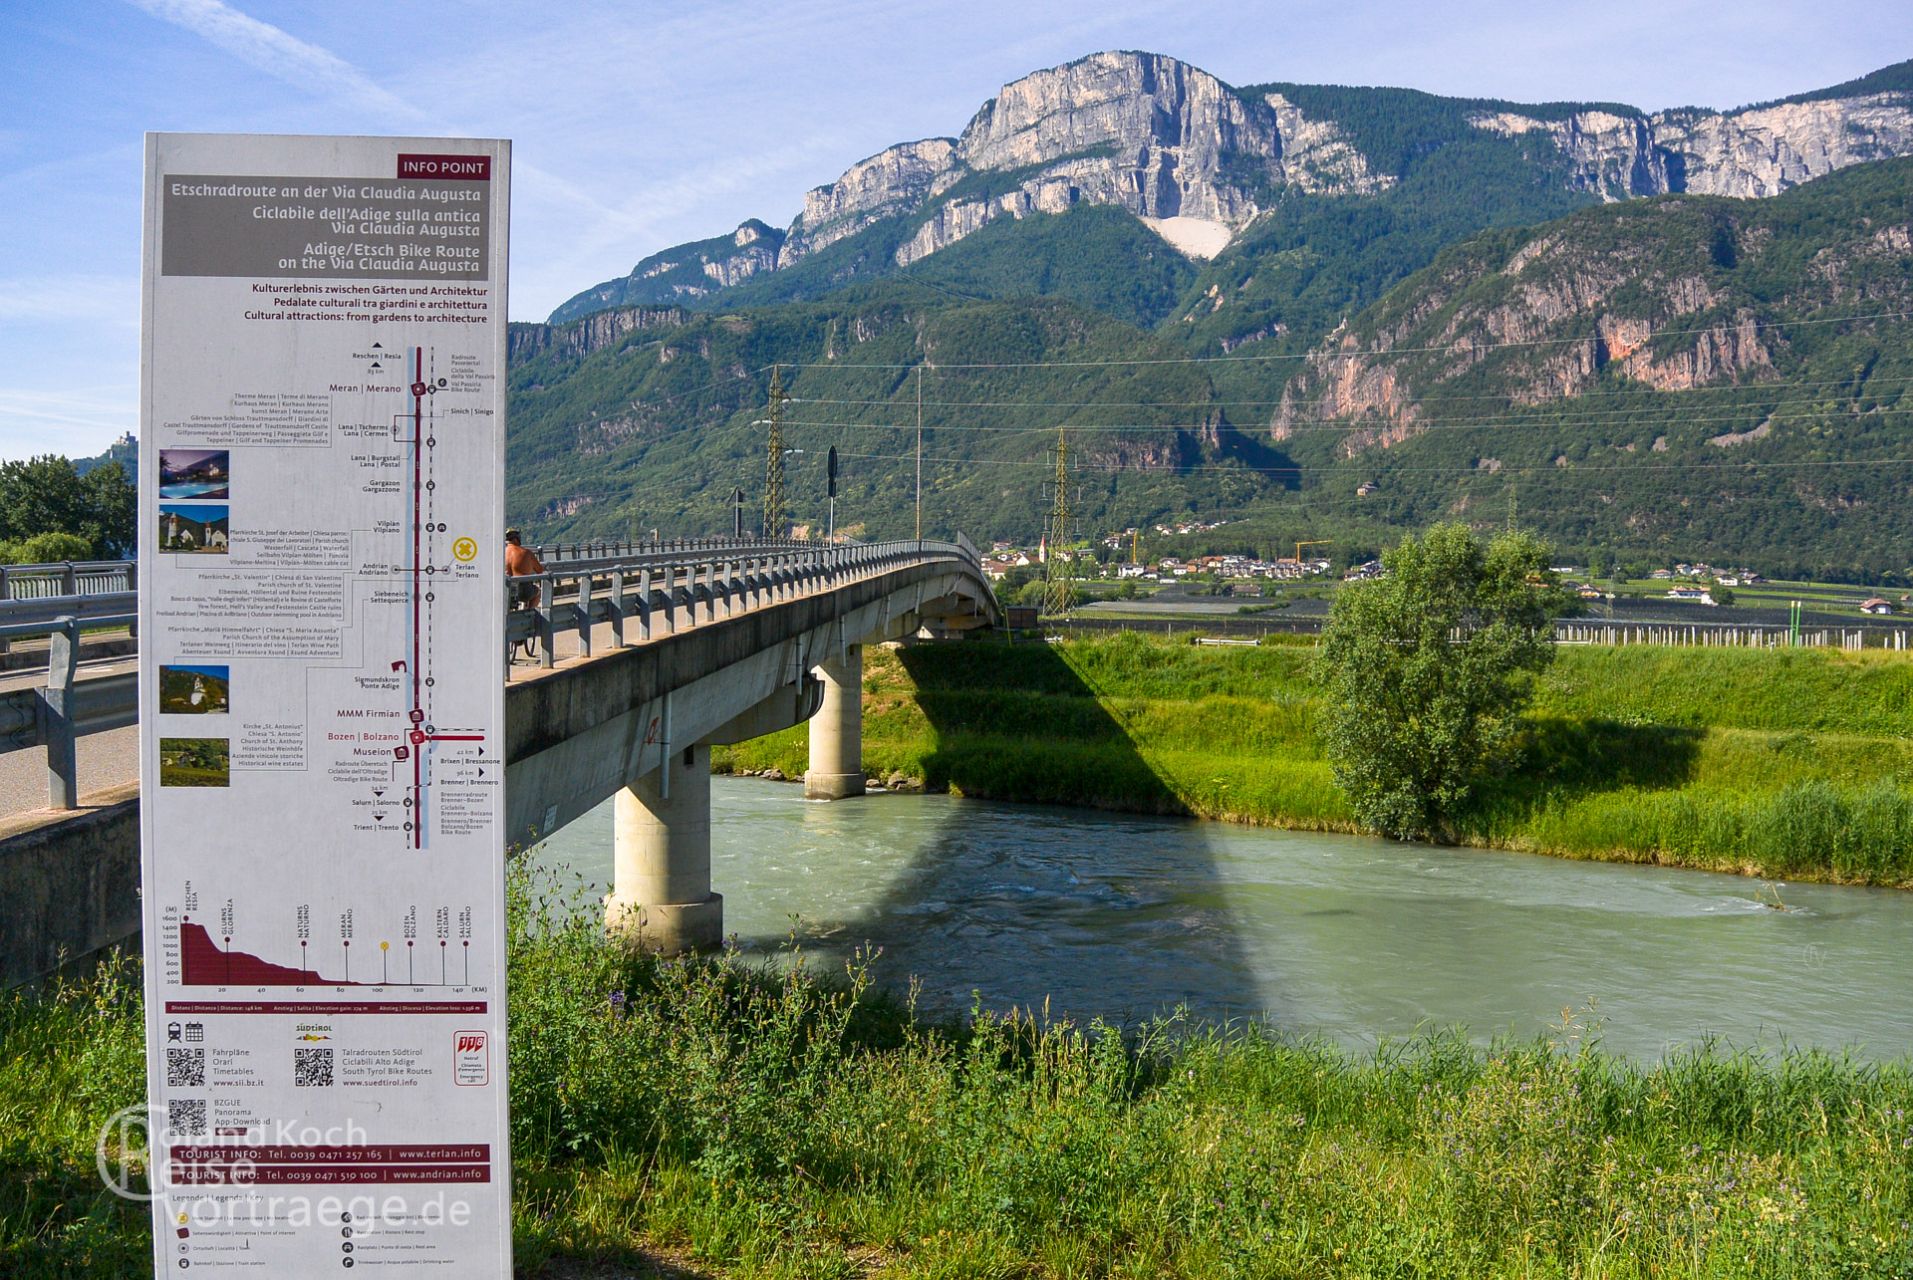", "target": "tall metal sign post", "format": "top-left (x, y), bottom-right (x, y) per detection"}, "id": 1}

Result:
top-left (138, 134), bottom-right (512, 1276)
